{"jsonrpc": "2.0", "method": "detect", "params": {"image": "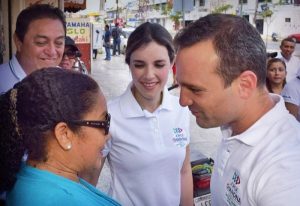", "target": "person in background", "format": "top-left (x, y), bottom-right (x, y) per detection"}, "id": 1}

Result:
top-left (99, 22), bottom-right (193, 206)
top-left (174, 13), bottom-right (300, 206)
top-left (0, 68), bottom-right (120, 206)
top-left (111, 23), bottom-right (121, 56)
top-left (93, 29), bottom-right (101, 60)
top-left (59, 36), bottom-right (81, 70)
top-left (267, 51), bottom-right (277, 61)
top-left (172, 63), bottom-right (177, 86)
top-left (103, 25), bottom-right (111, 61)
top-left (266, 58), bottom-right (287, 94)
top-left (276, 37), bottom-right (300, 81)
top-left (281, 69), bottom-right (300, 122)
top-left (0, 4), bottom-right (66, 94)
